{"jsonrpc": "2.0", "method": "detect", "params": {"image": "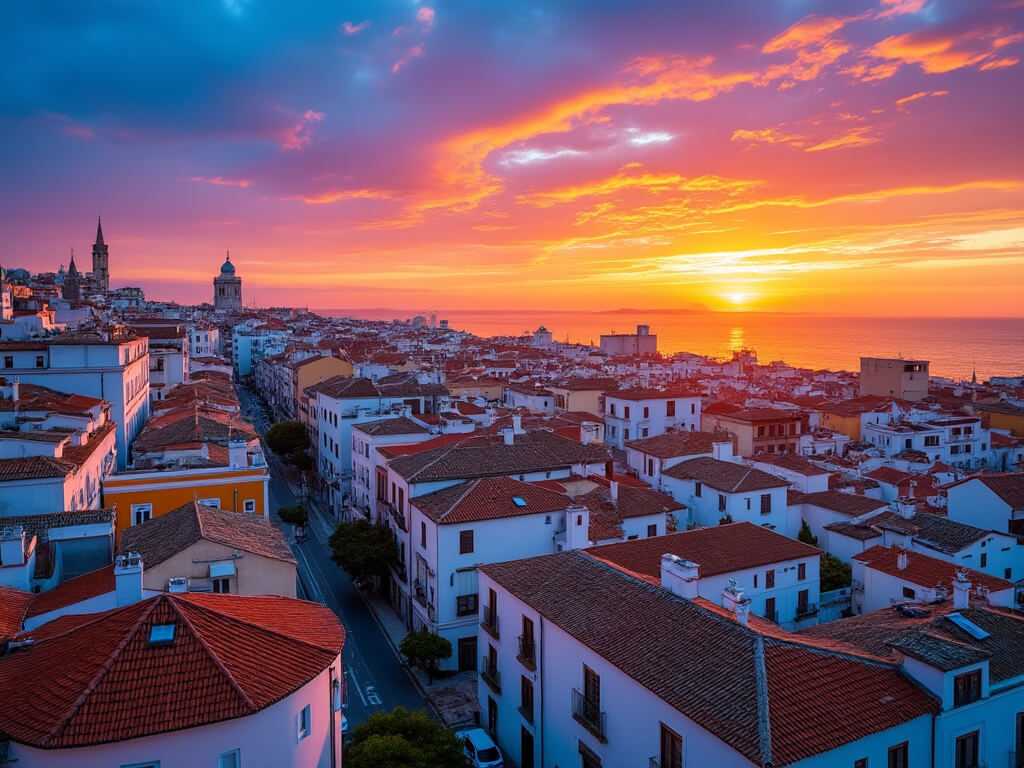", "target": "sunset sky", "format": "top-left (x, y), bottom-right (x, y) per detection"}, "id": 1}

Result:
top-left (2, 0), bottom-right (1022, 315)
